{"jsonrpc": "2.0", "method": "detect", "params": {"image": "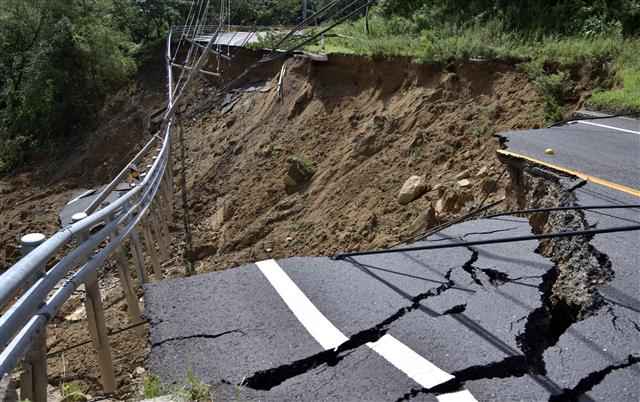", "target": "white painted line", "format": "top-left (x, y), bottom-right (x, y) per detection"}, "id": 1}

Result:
top-left (575, 120), bottom-right (640, 135)
top-left (66, 189), bottom-right (97, 205)
top-left (367, 334), bottom-right (454, 388)
top-left (256, 259), bottom-right (348, 350)
top-left (437, 390), bottom-right (478, 402)
top-left (257, 259), bottom-right (472, 395)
